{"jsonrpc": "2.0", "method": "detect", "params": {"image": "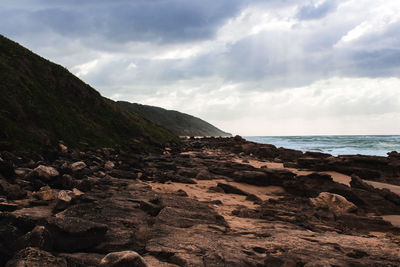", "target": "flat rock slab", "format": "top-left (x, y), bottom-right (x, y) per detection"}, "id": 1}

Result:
top-left (12, 206), bottom-right (53, 222)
